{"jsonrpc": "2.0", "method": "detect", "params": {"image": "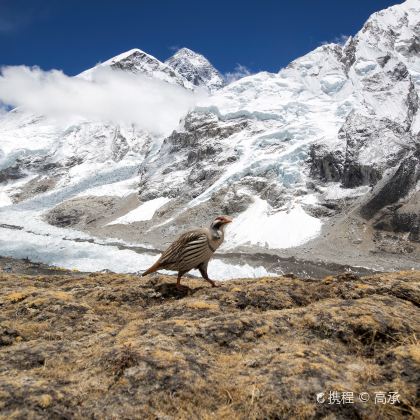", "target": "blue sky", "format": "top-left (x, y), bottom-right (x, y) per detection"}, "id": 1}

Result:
top-left (0, 0), bottom-right (401, 76)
